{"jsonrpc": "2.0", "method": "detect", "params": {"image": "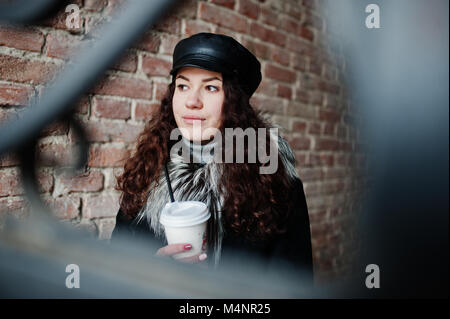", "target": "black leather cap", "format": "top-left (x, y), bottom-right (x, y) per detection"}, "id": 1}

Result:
top-left (170, 33), bottom-right (261, 97)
